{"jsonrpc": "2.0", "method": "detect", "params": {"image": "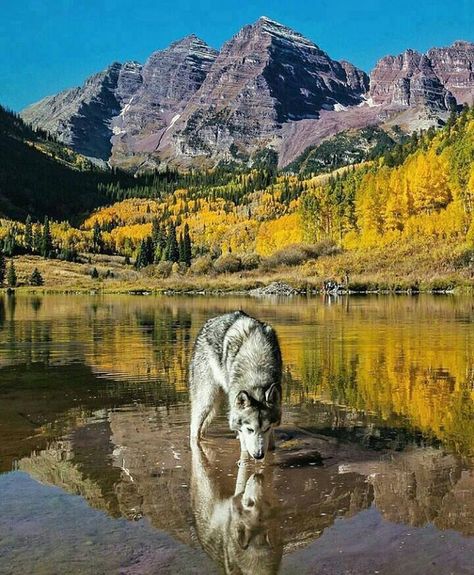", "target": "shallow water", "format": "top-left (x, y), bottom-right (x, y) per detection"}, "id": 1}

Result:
top-left (0, 294), bottom-right (473, 574)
